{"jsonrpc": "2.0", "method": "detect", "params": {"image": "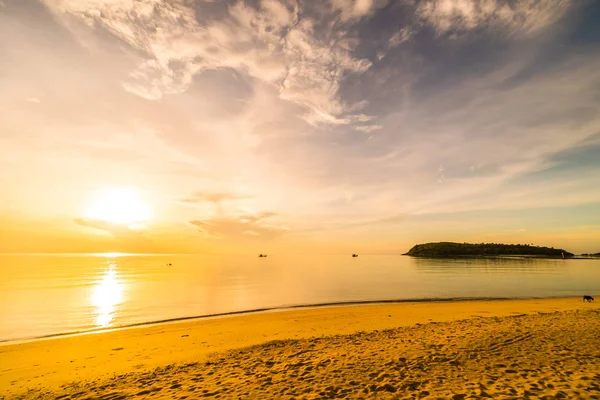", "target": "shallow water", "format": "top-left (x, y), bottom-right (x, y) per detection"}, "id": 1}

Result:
top-left (0, 253), bottom-right (599, 341)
